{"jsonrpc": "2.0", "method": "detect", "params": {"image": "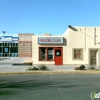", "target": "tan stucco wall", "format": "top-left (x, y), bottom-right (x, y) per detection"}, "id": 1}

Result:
top-left (18, 34), bottom-right (34, 41)
top-left (67, 26), bottom-right (100, 66)
top-left (32, 35), bottom-right (68, 66)
top-left (18, 34), bottom-right (33, 57)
